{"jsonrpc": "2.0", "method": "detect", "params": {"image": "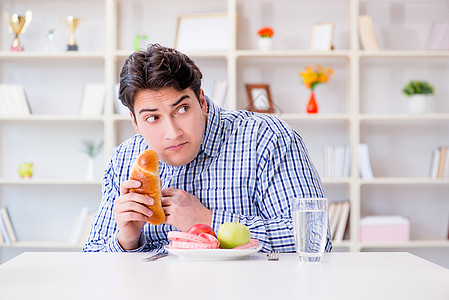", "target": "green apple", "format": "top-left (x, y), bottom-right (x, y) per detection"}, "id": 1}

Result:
top-left (18, 162), bottom-right (34, 178)
top-left (217, 222), bottom-right (251, 249)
